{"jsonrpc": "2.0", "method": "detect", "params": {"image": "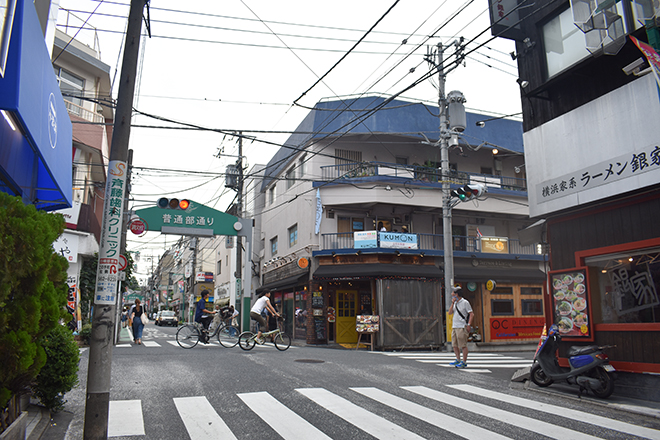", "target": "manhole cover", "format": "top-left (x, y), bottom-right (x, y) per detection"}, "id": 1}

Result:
top-left (294, 359), bottom-right (325, 364)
